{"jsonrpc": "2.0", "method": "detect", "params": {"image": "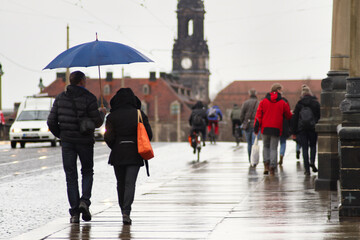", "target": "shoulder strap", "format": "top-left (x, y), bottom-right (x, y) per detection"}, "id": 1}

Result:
top-left (244, 100), bottom-right (257, 121)
top-left (137, 109), bottom-right (143, 123)
top-left (250, 100), bottom-right (257, 116)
